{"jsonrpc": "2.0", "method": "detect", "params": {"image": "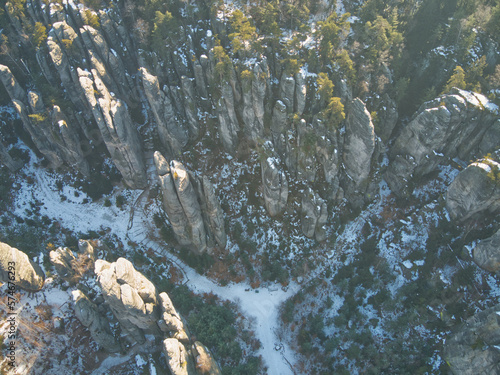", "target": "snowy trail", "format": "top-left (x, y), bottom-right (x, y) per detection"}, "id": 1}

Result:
top-left (12, 160), bottom-right (299, 375)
